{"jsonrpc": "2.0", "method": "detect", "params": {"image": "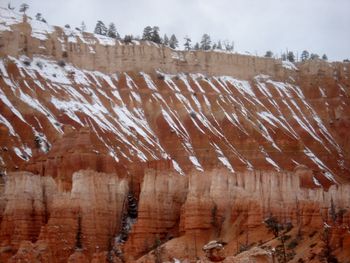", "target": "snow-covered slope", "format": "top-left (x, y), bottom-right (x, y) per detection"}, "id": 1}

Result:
top-left (0, 54), bottom-right (349, 185)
